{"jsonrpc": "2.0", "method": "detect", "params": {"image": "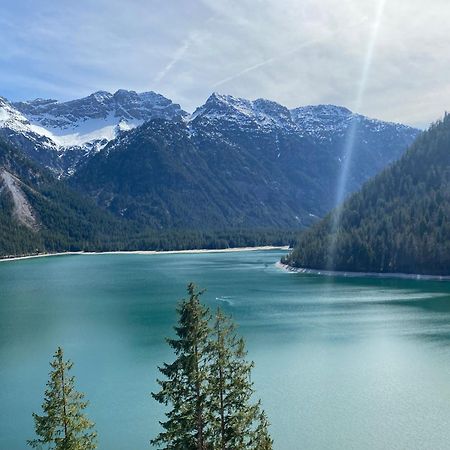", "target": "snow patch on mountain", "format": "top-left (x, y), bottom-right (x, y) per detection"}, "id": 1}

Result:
top-left (1, 90), bottom-right (420, 178)
top-left (13, 89), bottom-right (186, 130)
top-left (2, 89), bottom-right (186, 150)
top-left (26, 114), bottom-right (144, 147)
top-left (0, 97), bottom-right (34, 133)
top-left (0, 90), bottom-right (189, 175)
top-left (290, 104), bottom-right (415, 140)
top-left (189, 93), bottom-right (416, 143)
top-left (190, 92), bottom-right (296, 132)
